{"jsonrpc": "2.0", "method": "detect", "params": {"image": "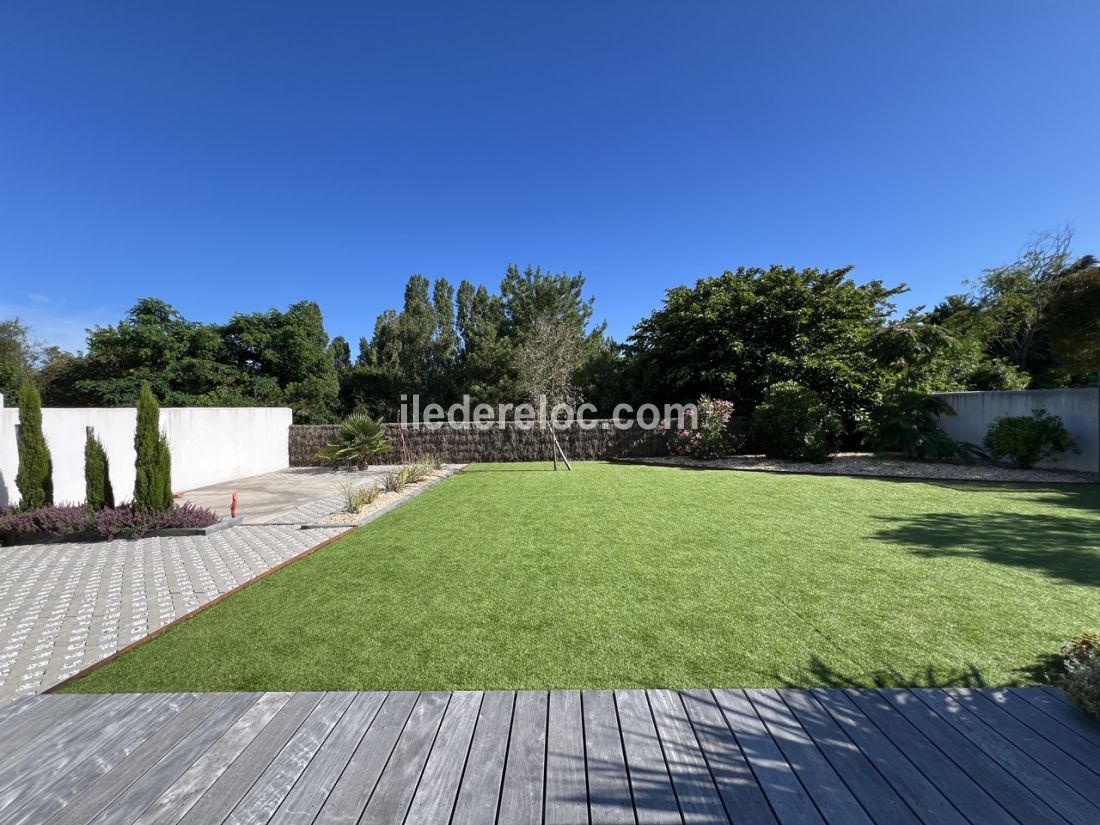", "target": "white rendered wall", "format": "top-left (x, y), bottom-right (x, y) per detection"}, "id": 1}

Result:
top-left (0, 400), bottom-right (291, 507)
top-left (934, 388), bottom-right (1099, 473)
